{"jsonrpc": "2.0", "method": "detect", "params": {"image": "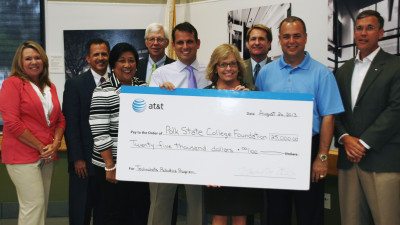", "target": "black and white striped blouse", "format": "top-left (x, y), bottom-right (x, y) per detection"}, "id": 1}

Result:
top-left (89, 73), bottom-right (146, 167)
